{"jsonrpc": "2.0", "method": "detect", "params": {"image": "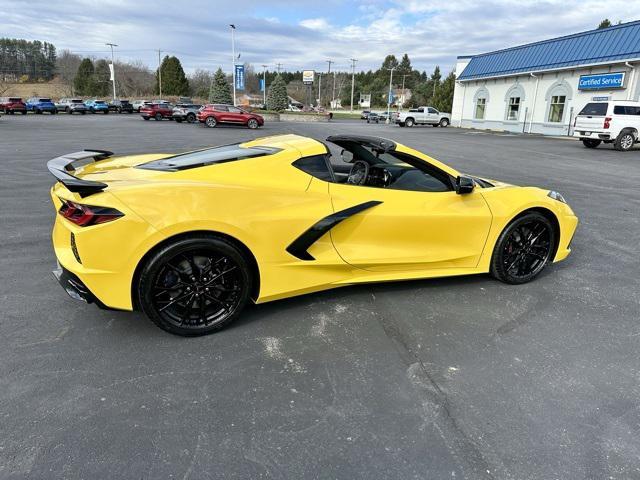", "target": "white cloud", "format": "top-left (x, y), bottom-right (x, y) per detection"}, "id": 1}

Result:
top-left (299, 18), bottom-right (330, 30)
